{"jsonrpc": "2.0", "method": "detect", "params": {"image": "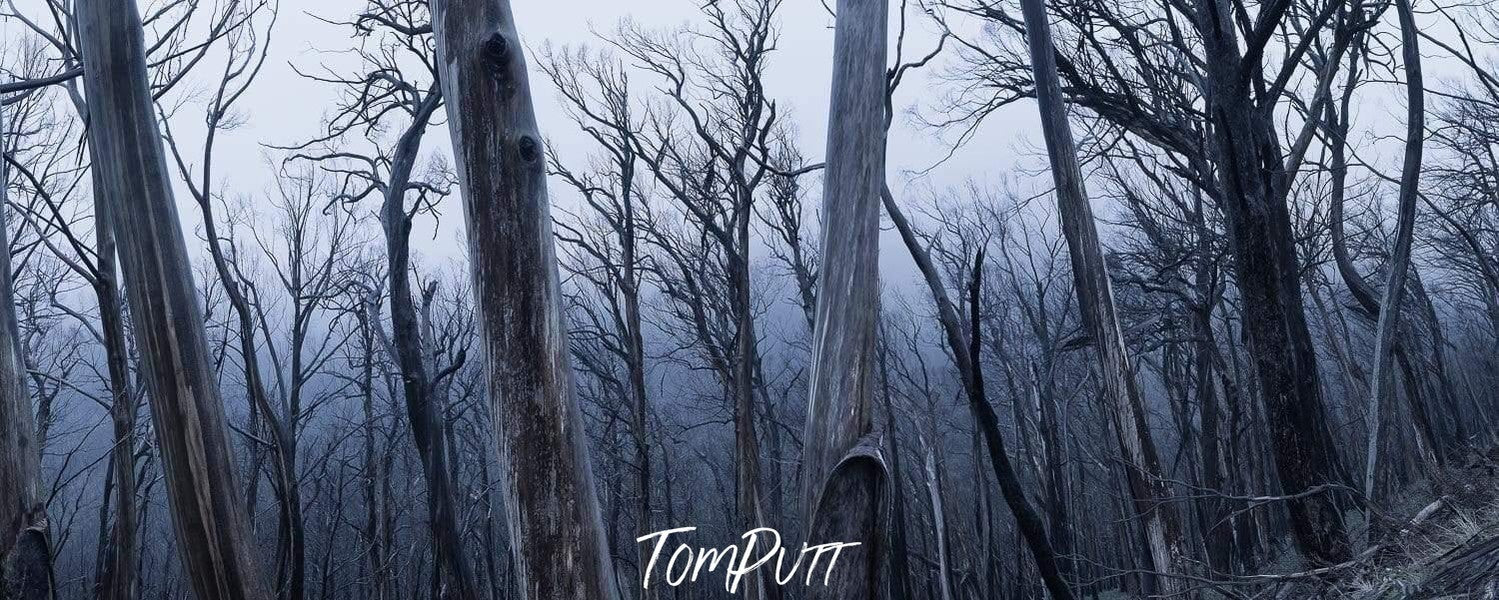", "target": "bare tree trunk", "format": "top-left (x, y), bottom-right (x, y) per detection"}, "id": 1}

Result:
top-left (193, 162), bottom-right (305, 600)
top-left (1018, 0), bottom-right (1187, 589)
top-left (0, 107), bottom-right (53, 600)
top-left (75, 1), bottom-right (269, 598)
top-left (1193, 0), bottom-right (1352, 564)
top-left (921, 447), bottom-right (954, 600)
top-left (884, 188), bottom-right (1074, 600)
top-left (617, 138), bottom-right (653, 600)
top-left (94, 181), bottom-right (139, 600)
top-left (356, 309), bottom-right (387, 600)
top-left (1326, 29), bottom-right (1442, 473)
top-left (800, 0), bottom-right (888, 597)
top-left (1363, 0), bottom-right (1424, 508)
top-left (354, 78), bottom-right (481, 598)
top-left (879, 342), bottom-right (913, 600)
top-left (732, 193), bottom-right (772, 600)
top-left (428, 2), bottom-right (618, 599)
top-left (1031, 363), bottom-right (1072, 580)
